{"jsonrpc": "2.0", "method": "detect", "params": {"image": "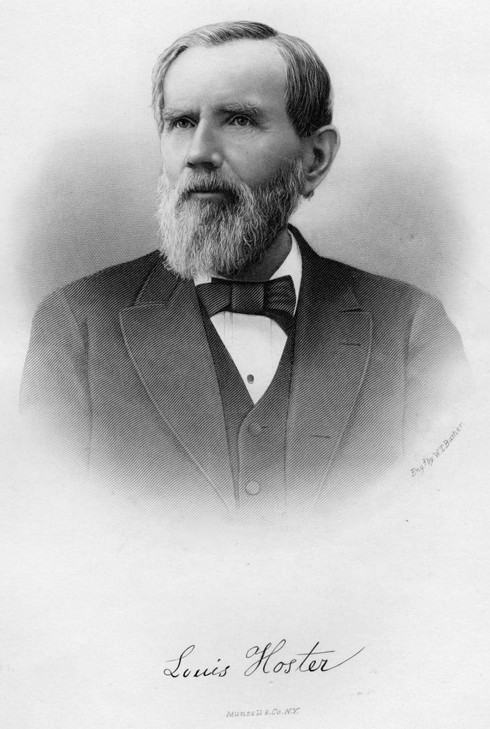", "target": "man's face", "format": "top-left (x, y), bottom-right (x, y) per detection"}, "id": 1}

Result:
top-left (160, 39), bottom-right (304, 193)
top-left (156, 40), bottom-right (307, 279)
